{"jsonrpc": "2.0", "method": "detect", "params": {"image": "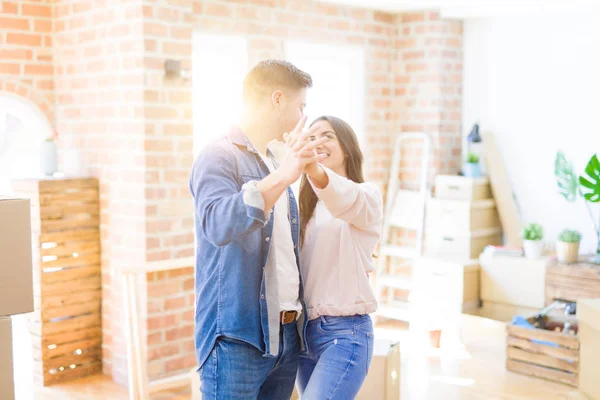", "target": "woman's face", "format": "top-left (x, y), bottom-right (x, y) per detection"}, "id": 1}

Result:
top-left (310, 120), bottom-right (346, 177)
